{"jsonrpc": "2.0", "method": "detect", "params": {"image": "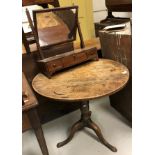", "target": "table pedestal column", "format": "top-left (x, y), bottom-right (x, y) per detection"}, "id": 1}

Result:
top-left (57, 101), bottom-right (117, 152)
